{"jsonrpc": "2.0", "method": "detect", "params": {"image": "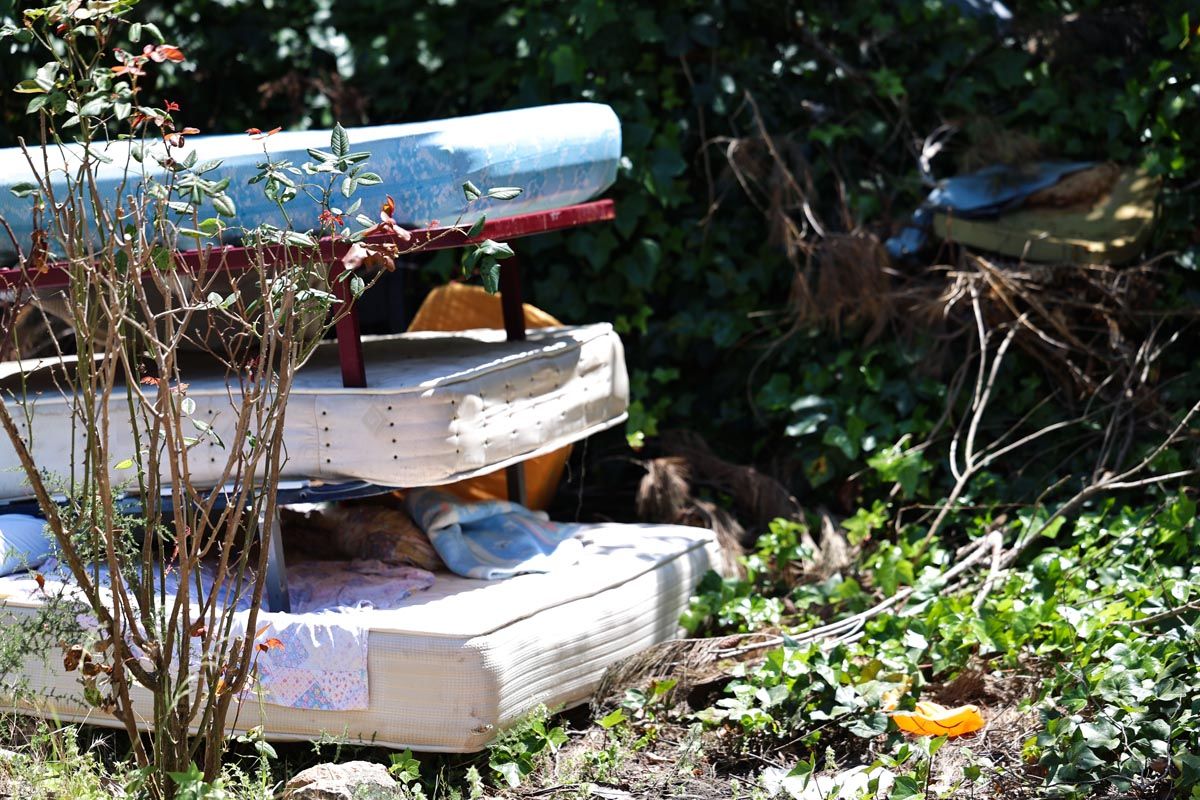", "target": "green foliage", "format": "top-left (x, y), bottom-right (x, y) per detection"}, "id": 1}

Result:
top-left (681, 518), bottom-right (816, 635)
top-left (757, 340), bottom-right (945, 491)
top-left (686, 494), bottom-right (1200, 797)
top-left (486, 705), bottom-right (568, 789)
